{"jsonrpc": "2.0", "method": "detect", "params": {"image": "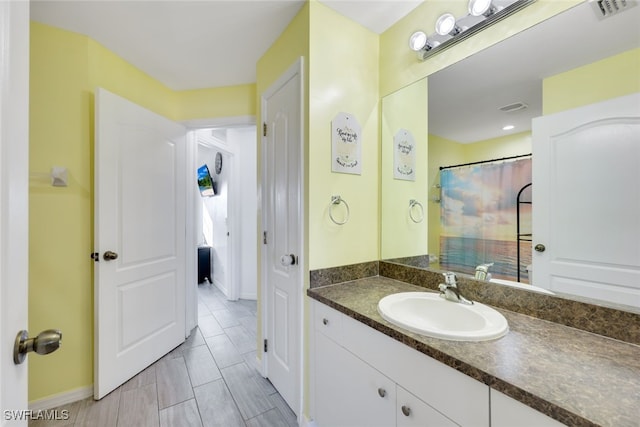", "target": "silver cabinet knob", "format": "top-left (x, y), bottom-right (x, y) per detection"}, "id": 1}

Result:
top-left (322, 318), bottom-right (329, 326)
top-left (377, 388), bottom-right (386, 398)
top-left (14, 329), bottom-right (62, 365)
top-left (534, 244), bottom-right (546, 252)
top-left (401, 405), bottom-right (411, 416)
top-left (280, 254), bottom-right (297, 266)
top-left (103, 250), bottom-right (118, 261)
